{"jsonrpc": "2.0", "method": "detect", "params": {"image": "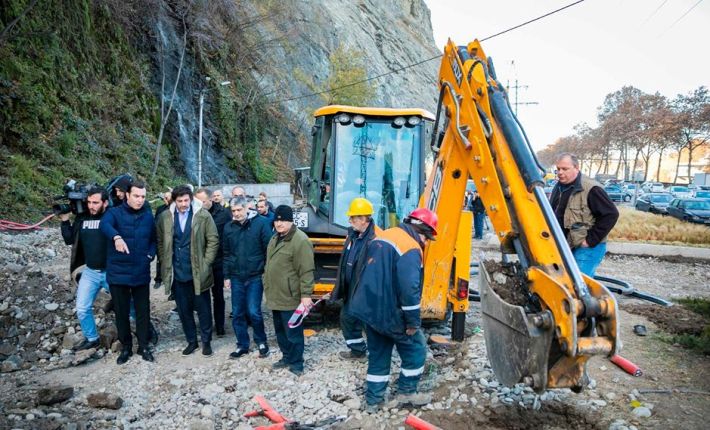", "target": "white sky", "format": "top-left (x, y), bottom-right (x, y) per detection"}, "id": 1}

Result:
top-left (425, 0), bottom-right (710, 151)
